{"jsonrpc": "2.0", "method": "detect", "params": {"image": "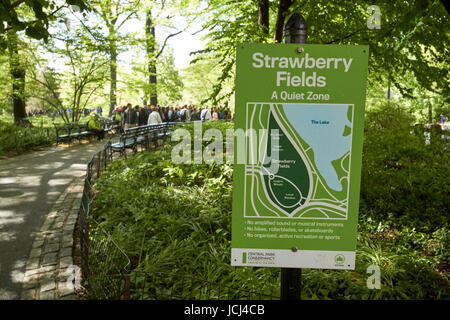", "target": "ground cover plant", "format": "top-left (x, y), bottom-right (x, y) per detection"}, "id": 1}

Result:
top-left (0, 114), bottom-right (60, 155)
top-left (0, 113), bottom-right (101, 156)
top-left (90, 111), bottom-right (449, 300)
